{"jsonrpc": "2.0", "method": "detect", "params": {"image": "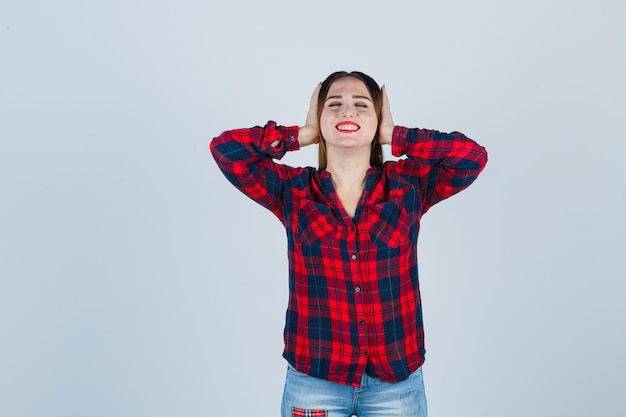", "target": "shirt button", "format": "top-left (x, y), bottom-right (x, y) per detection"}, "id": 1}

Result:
top-left (351, 254), bottom-right (357, 260)
top-left (361, 350), bottom-right (367, 356)
top-left (359, 319), bottom-right (365, 325)
top-left (288, 135), bottom-right (296, 142)
top-left (355, 287), bottom-right (361, 293)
